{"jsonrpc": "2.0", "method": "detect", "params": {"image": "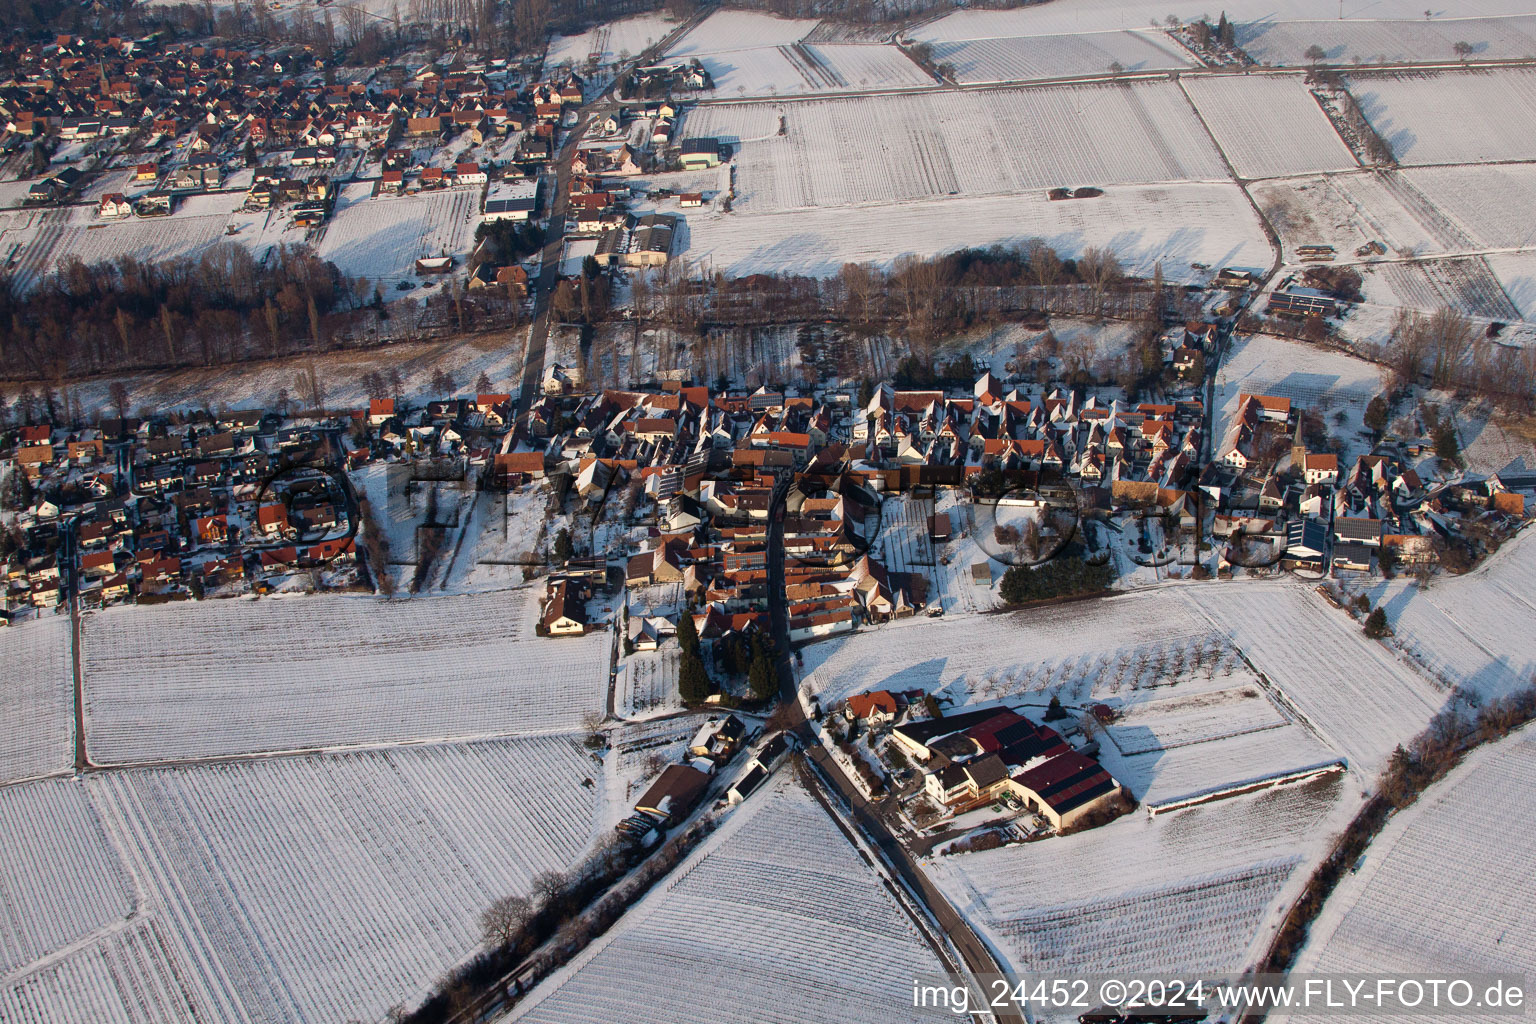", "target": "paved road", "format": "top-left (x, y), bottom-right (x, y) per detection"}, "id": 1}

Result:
top-left (688, 53), bottom-right (1536, 107)
top-left (764, 475), bottom-right (1020, 1024)
top-left (515, 15), bottom-right (705, 417)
